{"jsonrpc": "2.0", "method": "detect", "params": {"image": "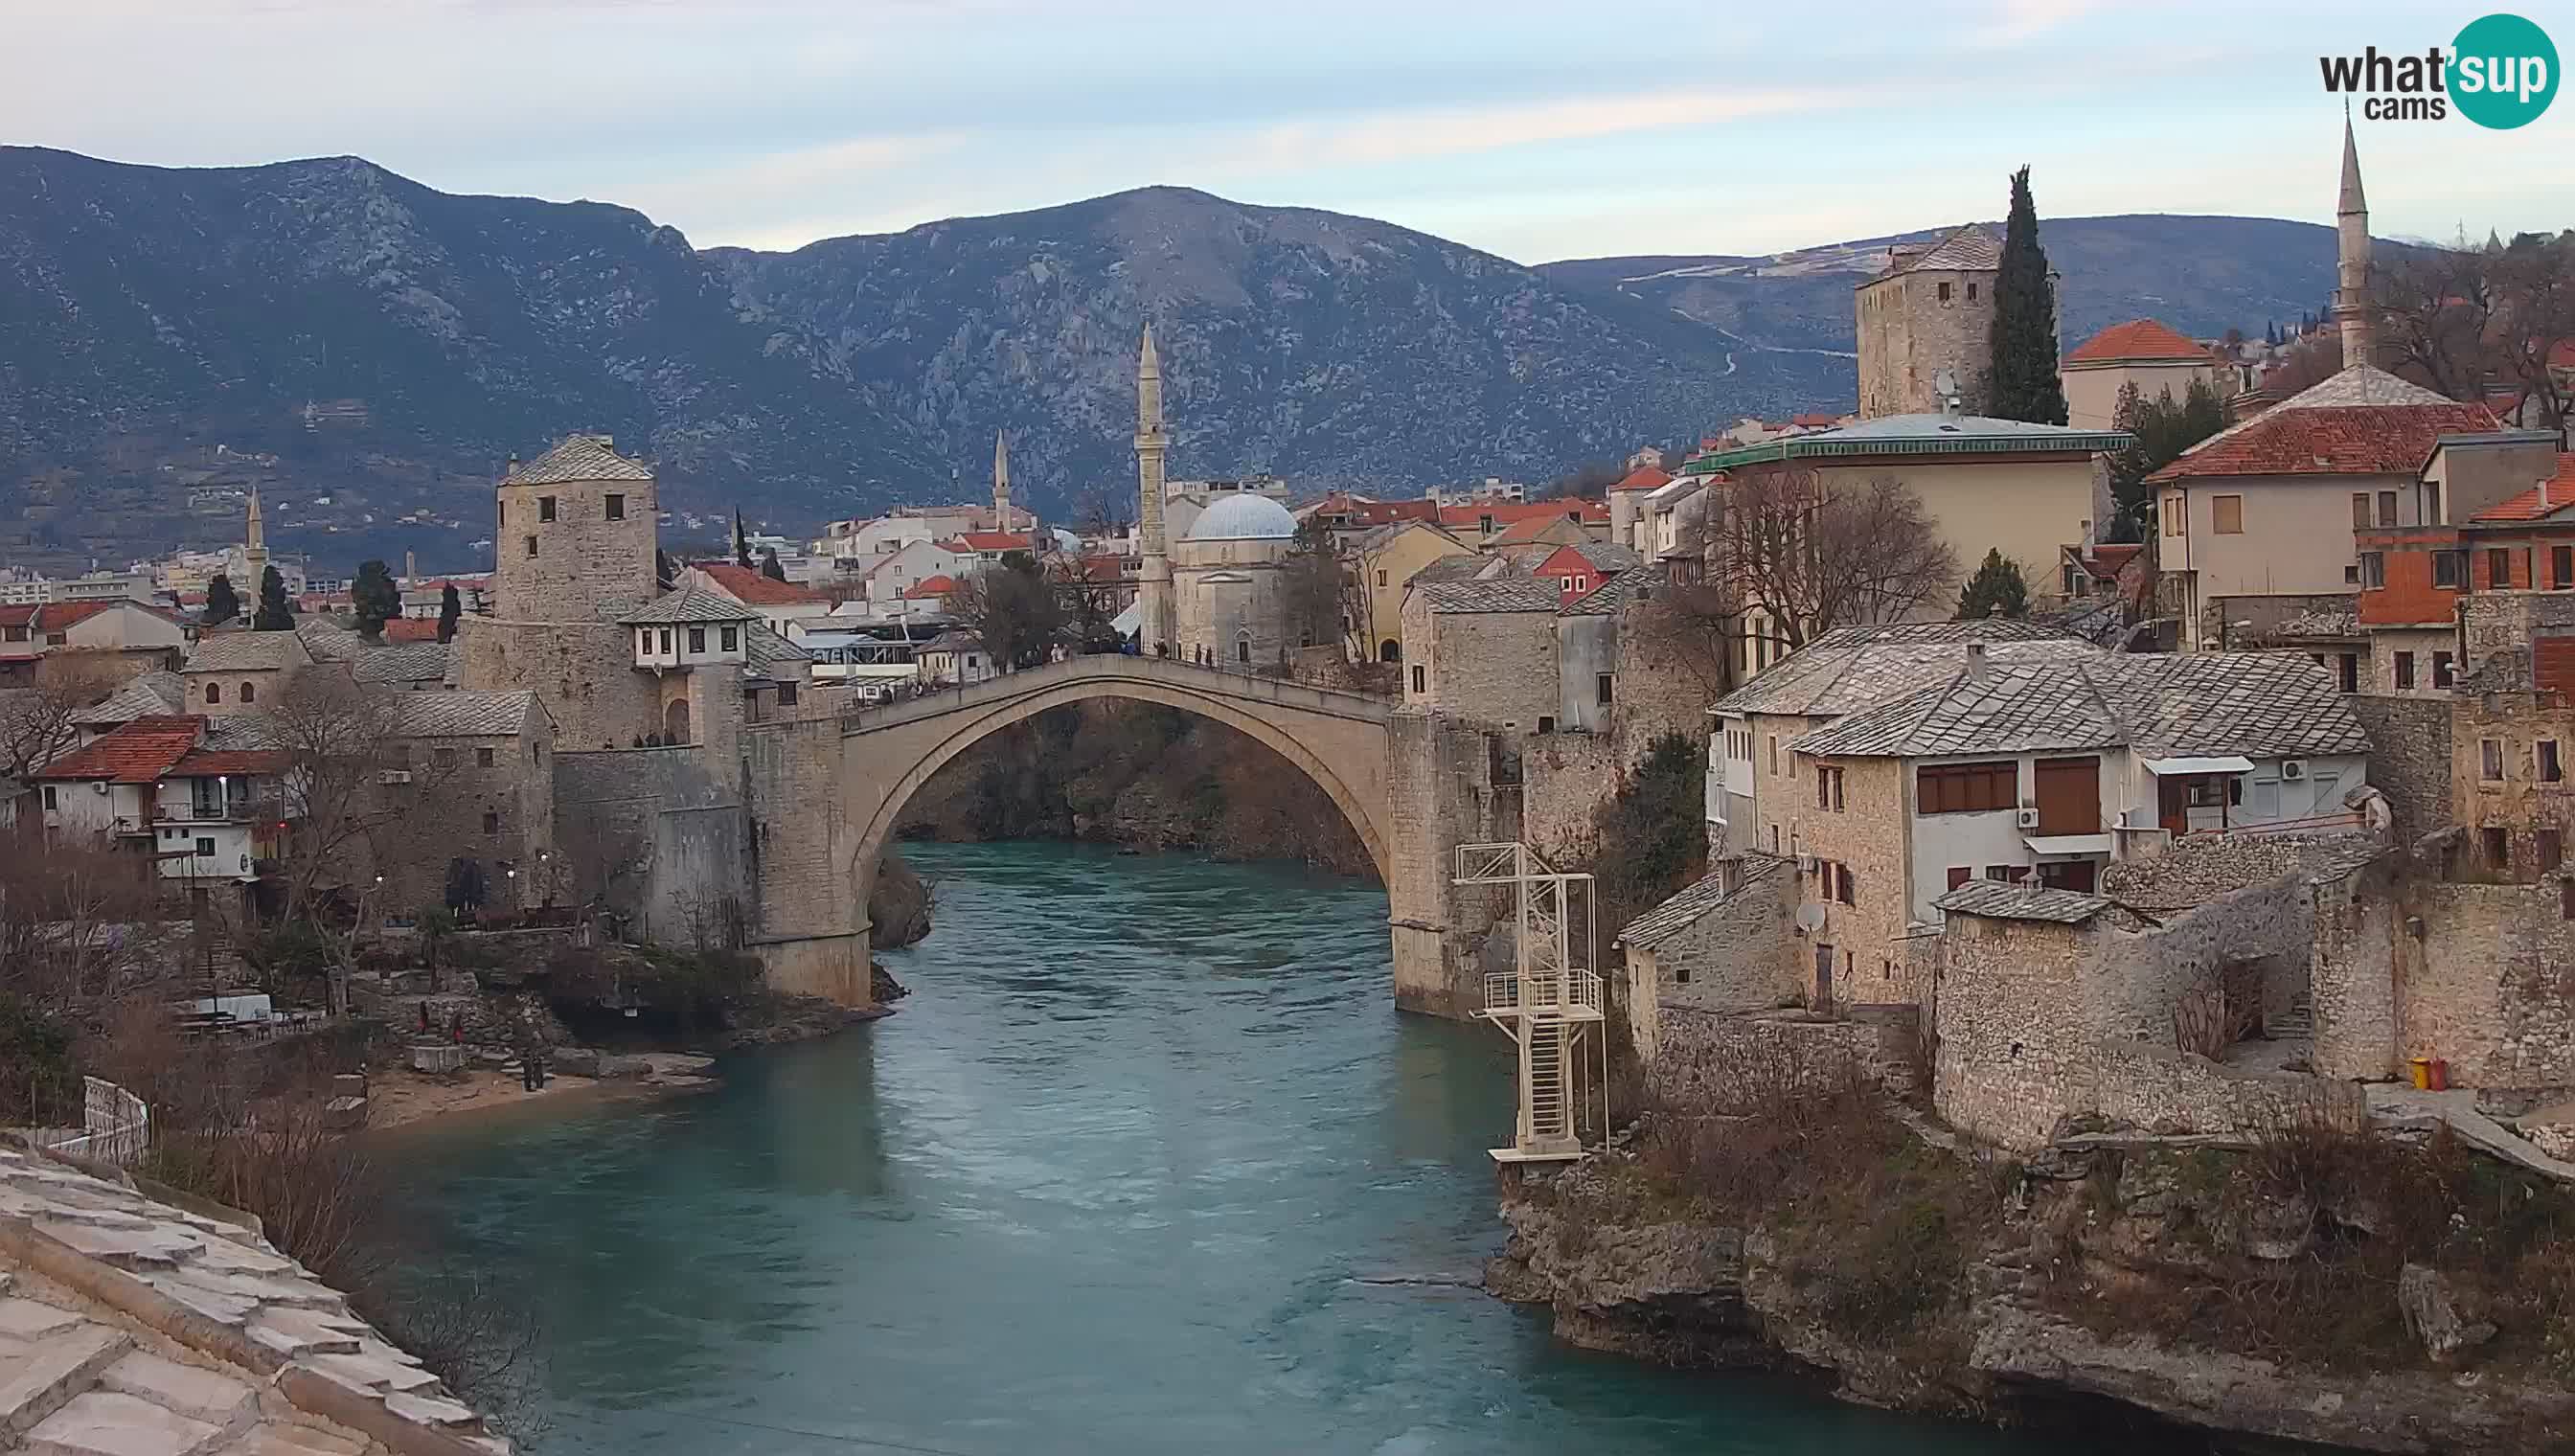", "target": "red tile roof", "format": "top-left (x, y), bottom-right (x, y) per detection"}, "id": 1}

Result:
top-left (2468, 455), bottom-right (2575, 523)
top-left (1438, 500), bottom-right (1607, 531)
top-left (169, 749), bottom-right (287, 778)
top-left (1789, 412), bottom-right (1842, 428)
top-left (34, 716), bottom-right (205, 783)
top-left (902, 575), bottom-right (960, 600)
top-left (695, 561), bottom-right (830, 606)
top-left (383, 618), bottom-right (442, 643)
top-left (1608, 466), bottom-right (1673, 494)
top-left (1346, 499), bottom-right (1440, 526)
top-left (2148, 401), bottom-right (2500, 483)
top-left (1491, 512), bottom-right (1593, 545)
top-left (948, 532), bottom-right (1042, 554)
top-left (0, 605), bottom-right (33, 629)
top-left (2067, 319), bottom-right (2214, 365)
